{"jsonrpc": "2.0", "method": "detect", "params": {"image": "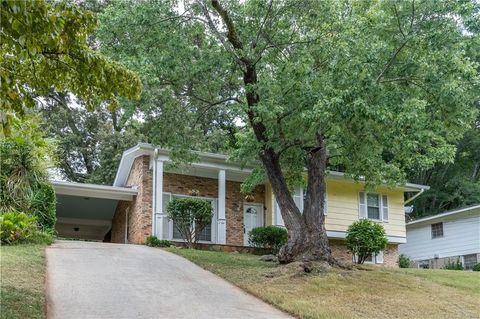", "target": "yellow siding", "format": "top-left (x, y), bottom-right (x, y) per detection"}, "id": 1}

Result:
top-left (265, 178), bottom-right (406, 238)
